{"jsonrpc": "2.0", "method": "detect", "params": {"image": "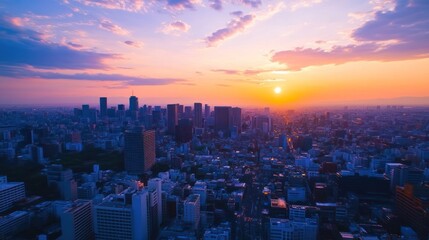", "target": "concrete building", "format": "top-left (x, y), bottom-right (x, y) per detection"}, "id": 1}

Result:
top-left (60, 200), bottom-right (93, 240)
top-left (0, 176), bottom-right (25, 213)
top-left (124, 128), bottom-right (156, 174)
top-left (184, 194), bottom-right (200, 229)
